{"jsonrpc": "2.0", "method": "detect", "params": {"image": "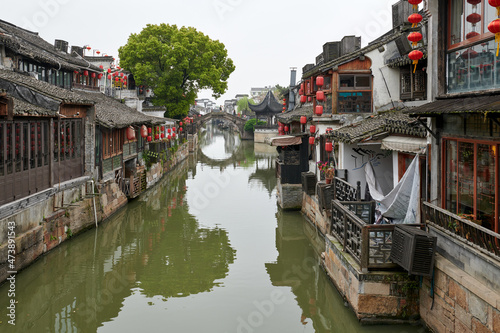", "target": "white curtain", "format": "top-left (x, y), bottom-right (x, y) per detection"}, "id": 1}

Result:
top-left (365, 155), bottom-right (420, 224)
